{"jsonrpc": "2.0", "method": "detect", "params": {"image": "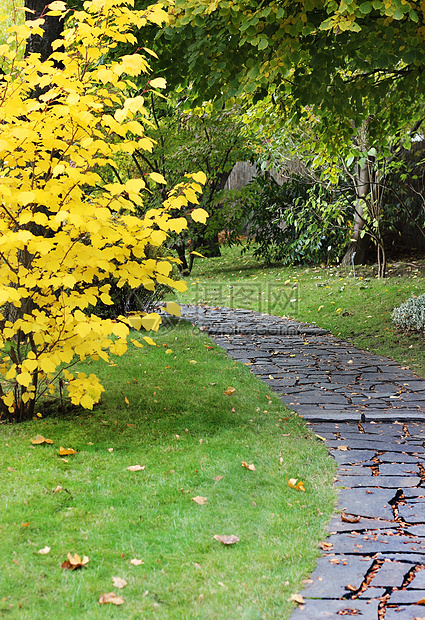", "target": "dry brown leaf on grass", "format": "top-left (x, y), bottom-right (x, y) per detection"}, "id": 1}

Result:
top-left (7, 467), bottom-right (15, 472)
top-left (61, 553), bottom-right (89, 570)
top-left (192, 496), bottom-right (207, 505)
top-left (98, 593), bottom-right (124, 606)
top-left (213, 476), bottom-right (223, 482)
top-left (289, 593), bottom-right (305, 605)
top-left (130, 558), bottom-right (144, 566)
top-left (241, 461), bottom-right (255, 471)
top-left (286, 478), bottom-right (306, 492)
top-left (213, 535), bottom-right (240, 545)
top-left (112, 577), bottom-right (127, 589)
top-left (30, 435), bottom-right (54, 445)
top-left (224, 387), bottom-right (235, 396)
top-left (58, 446), bottom-right (77, 456)
top-left (38, 546), bottom-right (50, 555)
top-left (126, 465), bottom-right (145, 472)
